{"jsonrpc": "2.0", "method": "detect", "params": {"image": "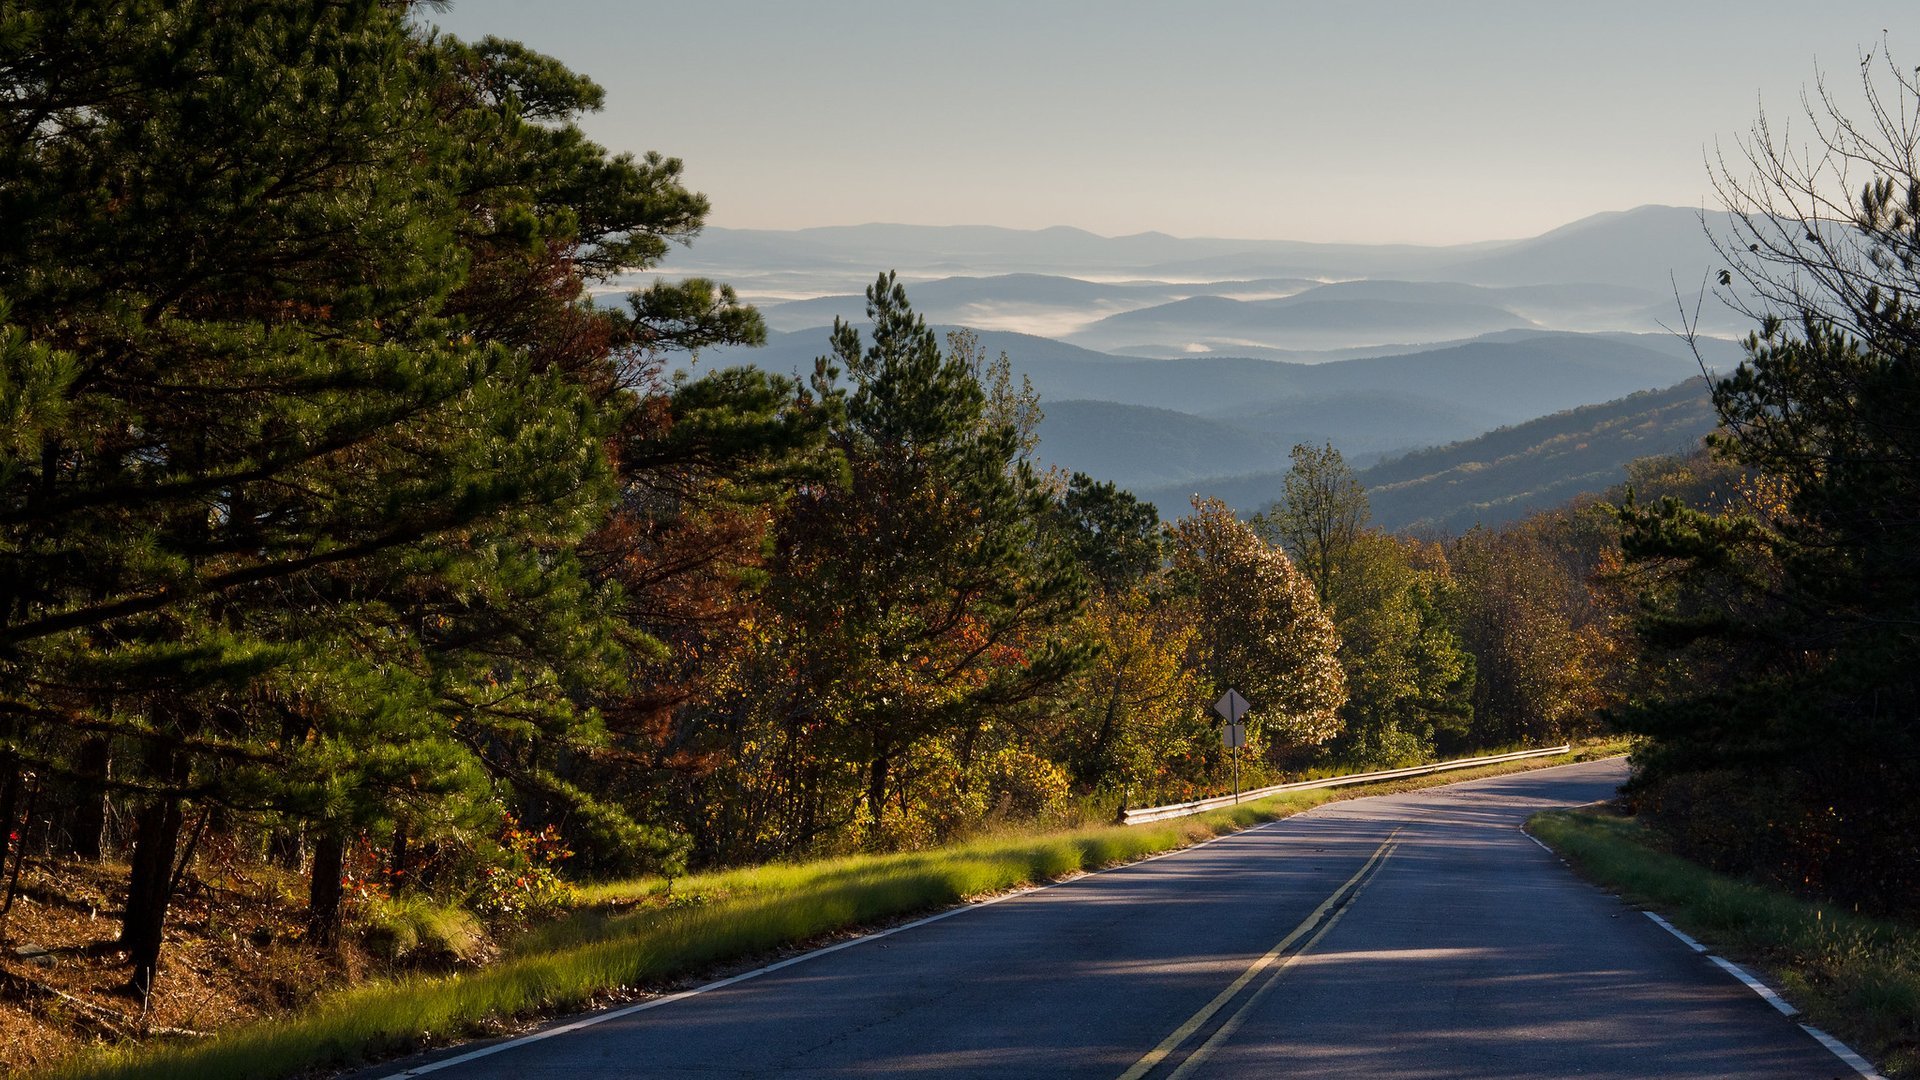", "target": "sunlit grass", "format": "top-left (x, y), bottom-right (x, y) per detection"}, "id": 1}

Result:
top-left (1530, 807), bottom-right (1920, 1079)
top-left (50, 742), bottom-right (1617, 1080)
